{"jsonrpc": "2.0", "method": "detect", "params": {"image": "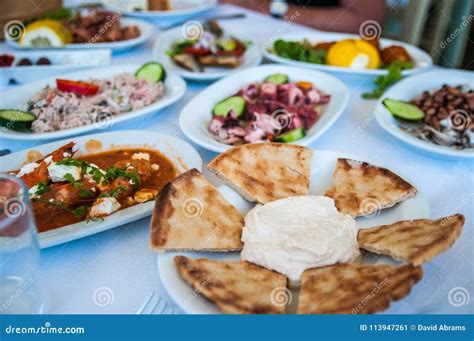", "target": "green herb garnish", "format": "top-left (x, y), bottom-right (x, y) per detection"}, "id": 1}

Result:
top-left (34, 182), bottom-right (50, 195)
top-left (273, 39), bottom-right (327, 64)
top-left (362, 61), bottom-right (404, 99)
